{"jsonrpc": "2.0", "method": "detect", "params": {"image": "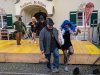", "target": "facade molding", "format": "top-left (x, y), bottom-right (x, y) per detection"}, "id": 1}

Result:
top-left (15, 0), bottom-right (53, 15)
